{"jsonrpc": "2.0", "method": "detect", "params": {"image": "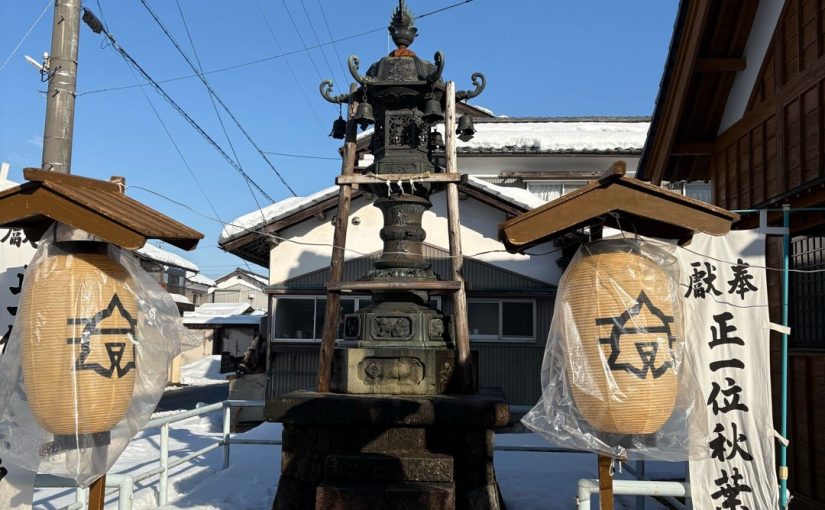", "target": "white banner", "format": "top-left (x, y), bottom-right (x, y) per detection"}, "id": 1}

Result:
top-left (677, 230), bottom-right (778, 509)
top-left (0, 171), bottom-right (37, 508)
top-left (0, 173), bottom-right (37, 358)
